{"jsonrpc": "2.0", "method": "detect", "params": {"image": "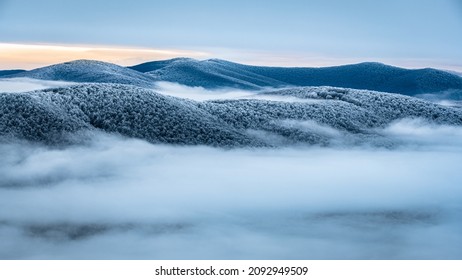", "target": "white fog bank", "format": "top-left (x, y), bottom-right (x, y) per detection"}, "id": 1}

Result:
top-left (0, 78), bottom-right (75, 93)
top-left (1, 130), bottom-right (461, 259)
top-left (154, 82), bottom-right (314, 102)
